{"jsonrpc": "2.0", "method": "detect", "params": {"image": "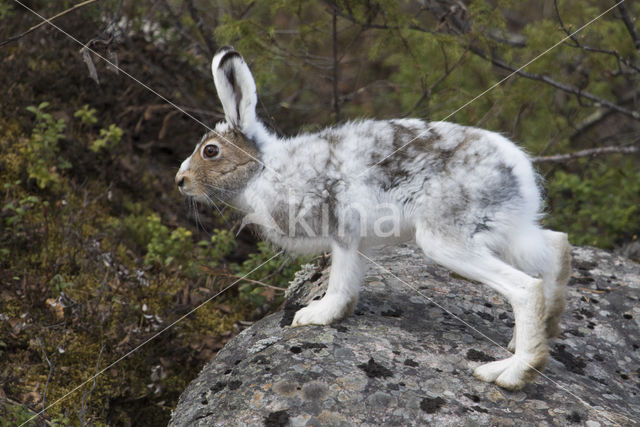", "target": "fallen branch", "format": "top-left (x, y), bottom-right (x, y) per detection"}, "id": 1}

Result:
top-left (533, 145), bottom-right (639, 163)
top-left (218, 274), bottom-right (287, 292)
top-left (199, 266), bottom-right (287, 291)
top-left (0, 0), bottom-right (99, 48)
